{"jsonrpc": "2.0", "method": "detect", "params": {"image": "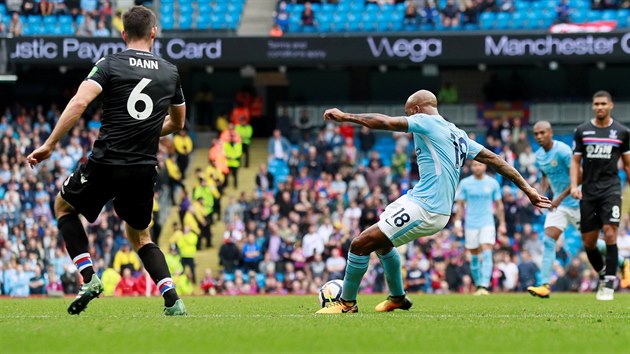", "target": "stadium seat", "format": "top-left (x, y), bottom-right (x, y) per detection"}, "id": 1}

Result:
top-left (601, 10), bottom-right (616, 21)
top-left (510, 12), bottom-right (525, 29)
top-left (362, 20), bottom-right (376, 32)
top-left (495, 12), bottom-right (510, 29)
top-left (225, 14), bottom-right (239, 30)
top-left (43, 16), bottom-right (57, 26)
top-left (377, 20), bottom-right (390, 32)
top-left (361, 11), bottom-right (377, 23)
top-left (480, 12), bottom-right (495, 29)
top-left (196, 14), bottom-right (211, 29)
top-left (60, 23), bottom-right (75, 35)
top-left (162, 16), bottom-right (175, 30)
top-left (586, 10), bottom-right (601, 22)
top-left (390, 21), bottom-right (403, 31)
top-left (616, 9), bottom-right (629, 27)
